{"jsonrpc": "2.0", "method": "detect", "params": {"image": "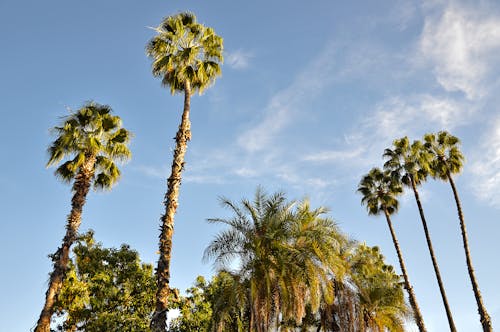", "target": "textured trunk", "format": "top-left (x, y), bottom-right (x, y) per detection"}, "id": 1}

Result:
top-left (383, 209), bottom-right (427, 332)
top-left (151, 80), bottom-right (192, 332)
top-left (35, 155), bottom-right (95, 332)
top-left (410, 178), bottom-right (456, 332)
top-left (447, 173), bottom-right (492, 331)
